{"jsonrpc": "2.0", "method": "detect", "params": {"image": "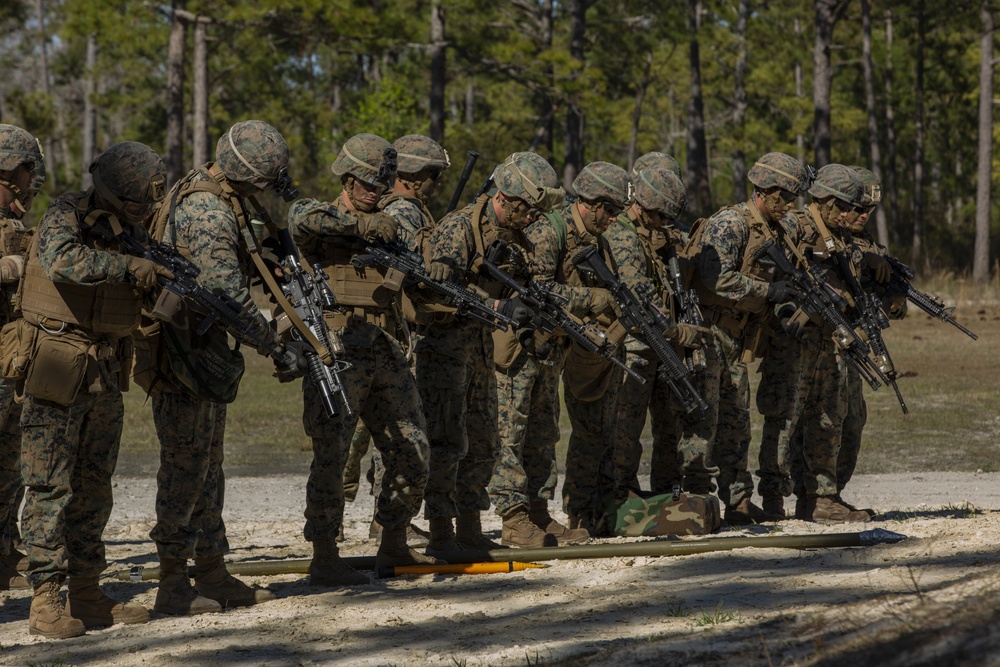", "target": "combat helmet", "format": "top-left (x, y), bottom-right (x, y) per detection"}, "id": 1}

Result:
top-left (848, 165), bottom-right (882, 206)
top-left (748, 152), bottom-right (811, 194)
top-left (216, 120), bottom-right (290, 192)
top-left (0, 124), bottom-right (43, 173)
top-left (90, 141), bottom-right (166, 223)
top-left (331, 133), bottom-right (397, 190)
top-left (393, 134), bottom-right (450, 177)
top-left (494, 151), bottom-right (565, 212)
top-left (632, 166), bottom-right (686, 219)
top-left (573, 161), bottom-right (630, 209)
top-left (633, 151), bottom-right (681, 180)
top-left (808, 164), bottom-right (864, 205)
